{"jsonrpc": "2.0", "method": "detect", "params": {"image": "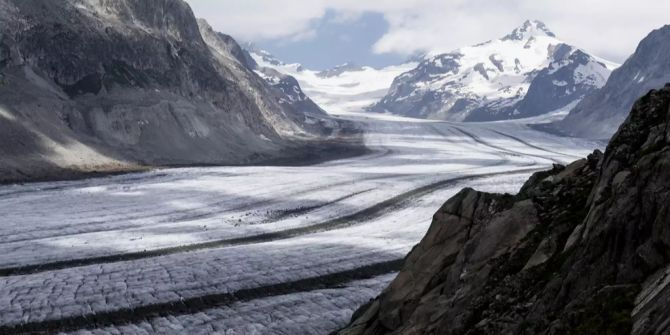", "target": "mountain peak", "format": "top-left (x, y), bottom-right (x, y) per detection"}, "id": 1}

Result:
top-left (503, 19), bottom-right (556, 41)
